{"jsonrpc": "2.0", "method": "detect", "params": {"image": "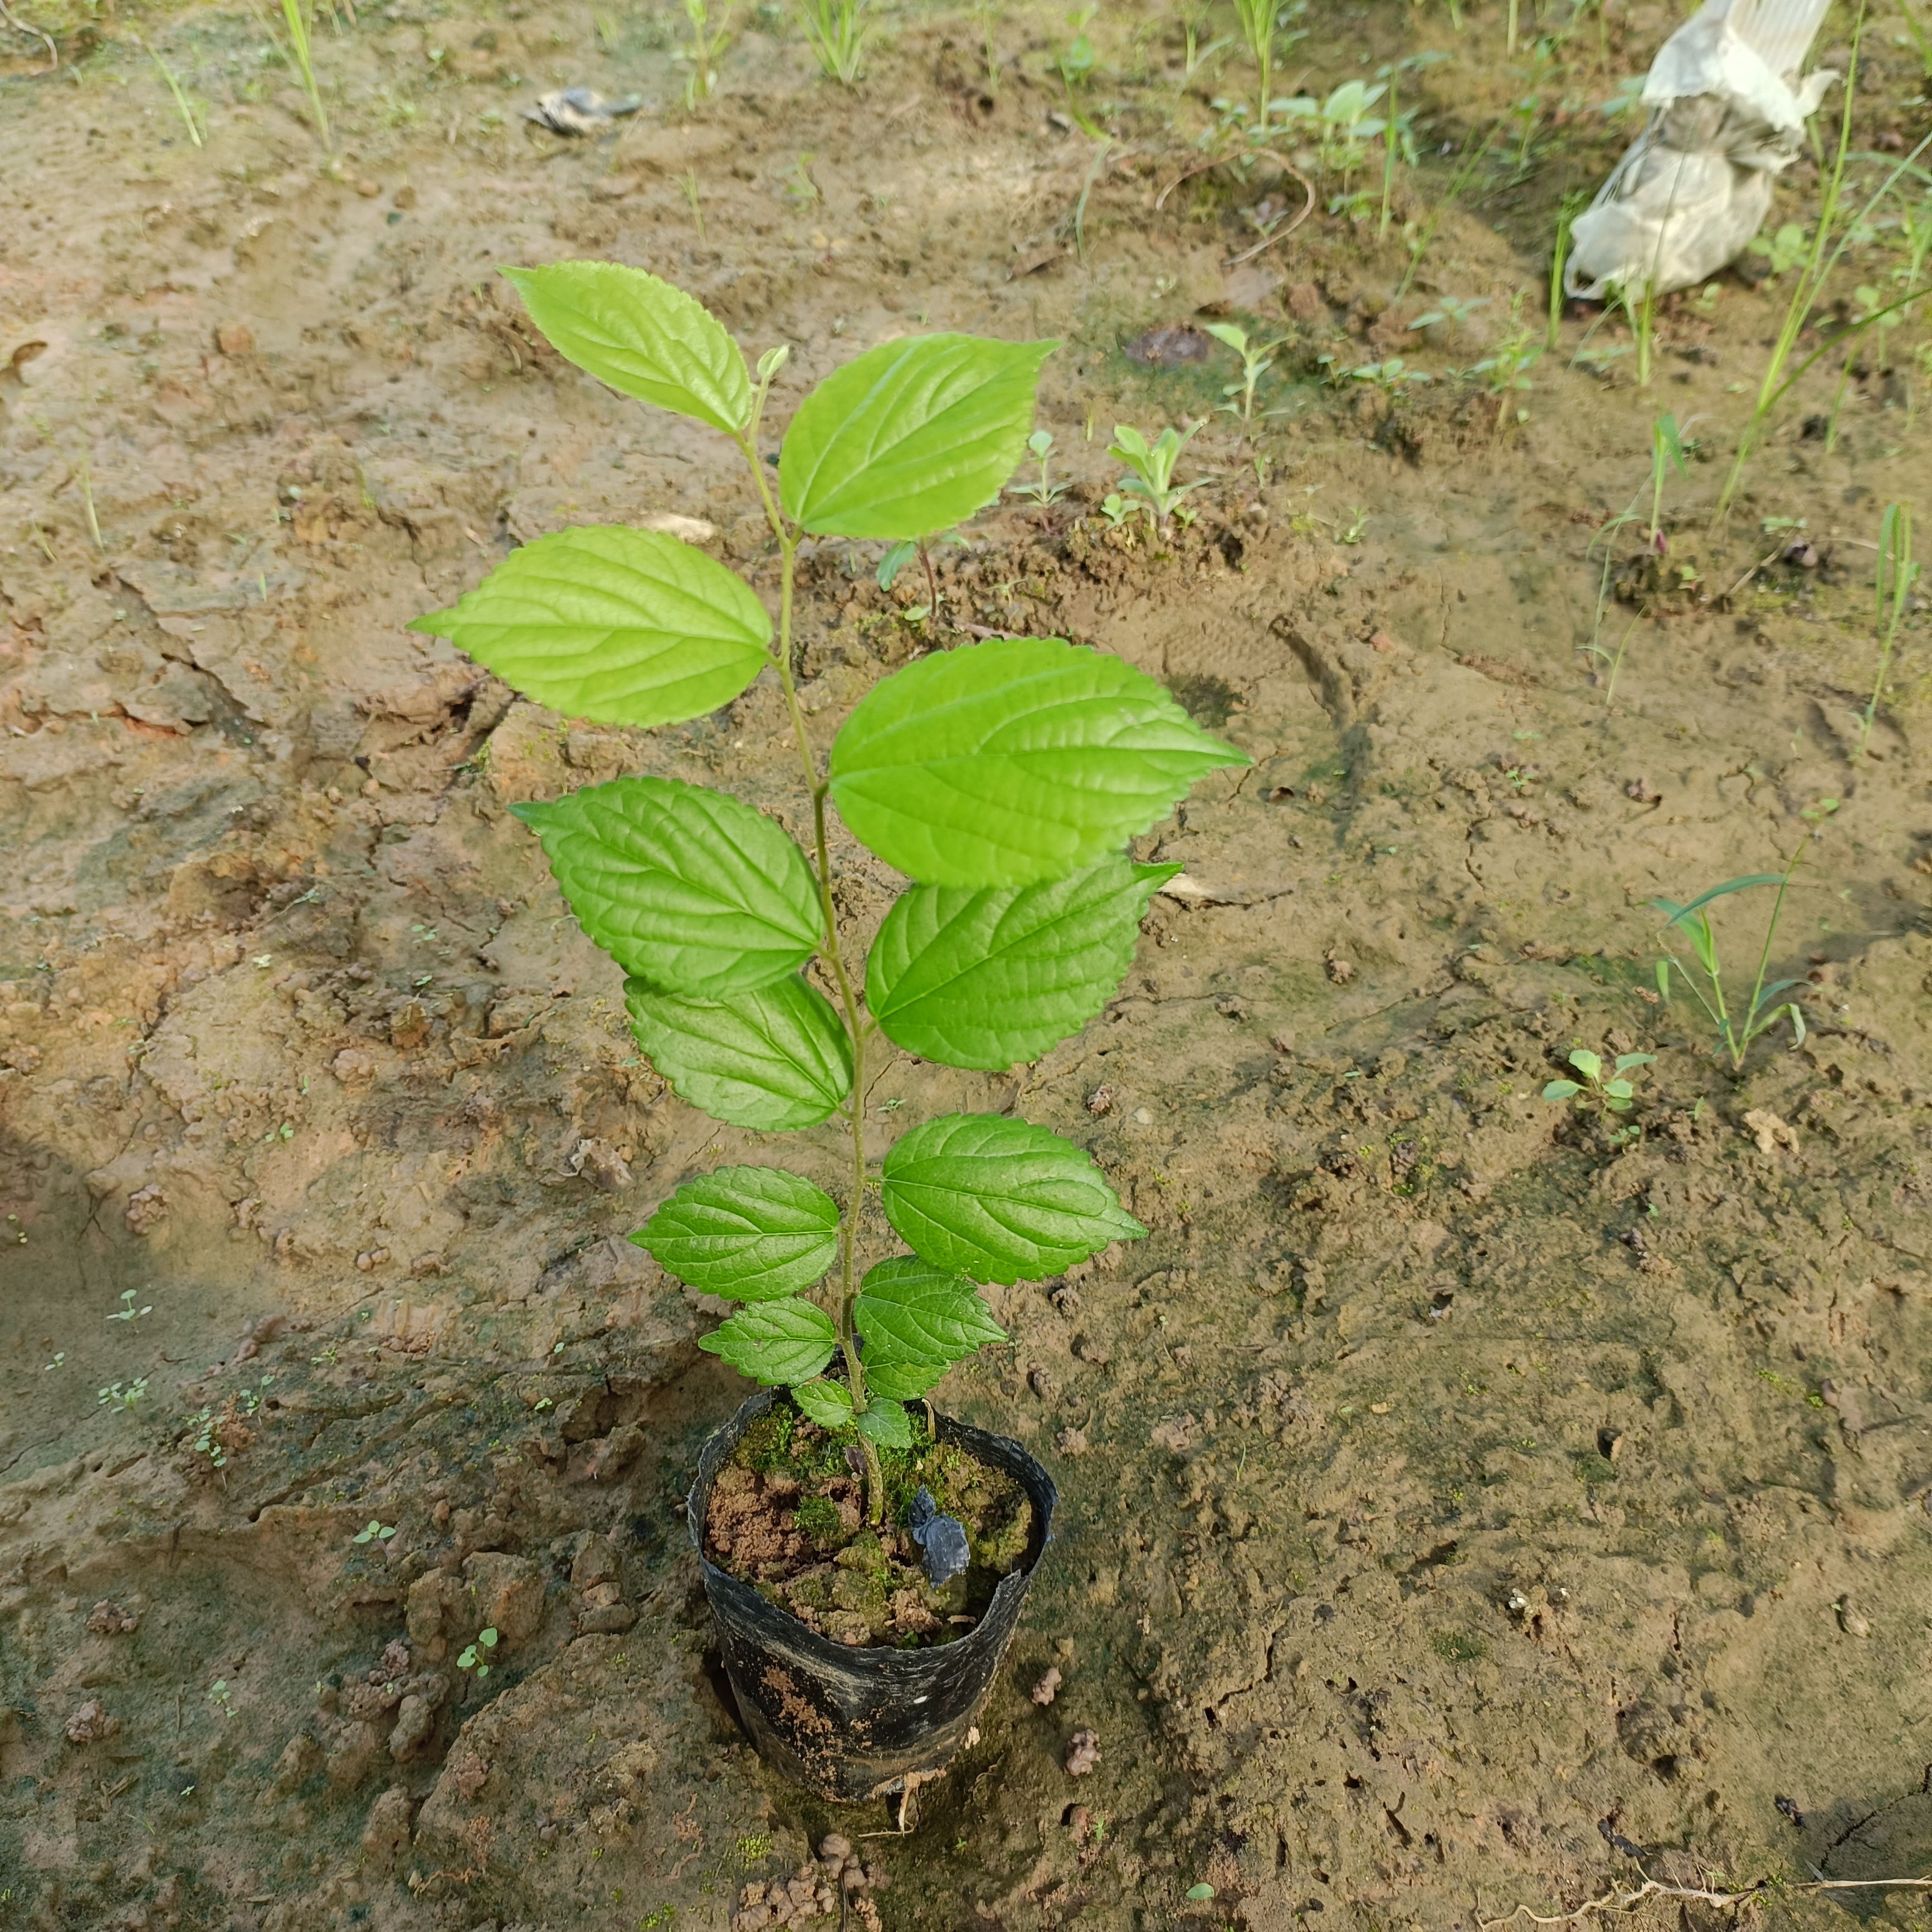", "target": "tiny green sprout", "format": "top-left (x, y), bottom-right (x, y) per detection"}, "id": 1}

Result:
top-left (1108, 422), bottom-right (1210, 529)
top-left (1408, 294), bottom-right (1490, 335)
top-left (352, 1520), bottom-right (397, 1545)
top-left (1337, 507), bottom-right (1368, 545)
top-left (1748, 221), bottom-right (1809, 279)
top-left (208, 1679), bottom-right (237, 1719)
top-left (457, 1627), bottom-right (500, 1678)
top-left (107, 1290), bottom-right (153, 1323)
top-left (1541, 1048), bottom-right (1655, 1114)
top-left (42, 1352), bottom-right (65, 1372)
top-left (97, 1378), bottom-right (149, 1412)
top-left (1008, 428), bottom-right (1072, 512)
top-left (736, 1834), bottom-right (772, 1863)
top-left (1098, 492), bottom-right (1135, 529)
top-left (1203, 322), bottom-right (1289, 431)
top-left (1187, 1882), bottom-right (1217, 1901)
